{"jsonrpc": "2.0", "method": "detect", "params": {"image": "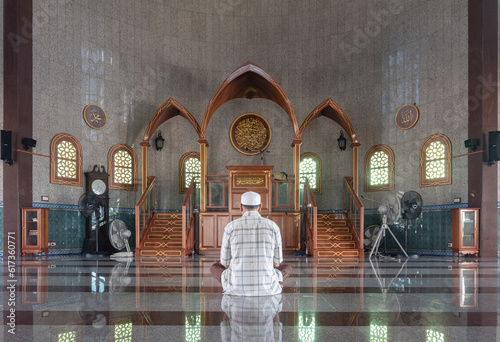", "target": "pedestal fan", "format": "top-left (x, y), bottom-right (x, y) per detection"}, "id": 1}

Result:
top-left (108, 219), bottom-right (133, 259)
top-left (400, 191), bottom-right (423, 254)
top-left (369, 193), bottom-right (408, 259)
